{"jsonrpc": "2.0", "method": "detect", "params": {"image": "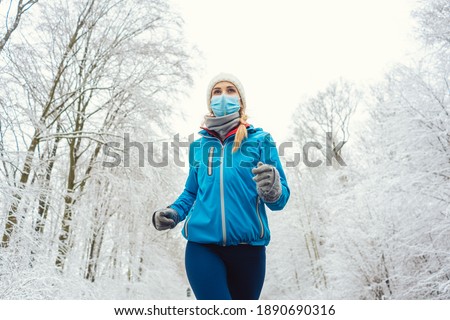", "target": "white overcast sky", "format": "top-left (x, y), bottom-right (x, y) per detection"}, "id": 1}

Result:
top-left (168, 0), bottom-right (419, 143)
